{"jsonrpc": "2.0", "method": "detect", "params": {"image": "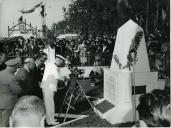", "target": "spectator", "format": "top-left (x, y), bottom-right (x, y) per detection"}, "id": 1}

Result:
top-left (161, 41), bottom-right (170, 78)
top-left (94, 45), bottom-right (102, 66)
top-left (0, 52), bottom-right (6, 71)
top-left (54, 40), bottom-right (62, 55)
top-left (27, 37), bottom-right (39, 55)
top-left (146, 34), bottom-right (154, 48)
top-left (86, 40), bottom-right (95, 65)
top-left (136, 89), bottom-right (170, 127)
top-left (0, 34), bottom-right (169, 79)
top-left (107, 38), bottom-right (115, 54)
top-left (0, 58), bottom-right (22, 127)
top-left (23, 38), bottom-right (30, 55)
top-left (76, 40), bottom-right (88, 66)
top-left (10, 96), bottom-right (46, 127)
top-left (30, 53), bottom-right (47, 99)
top-left (14, 57), bottom-right (22, 74)
top-left (101, 41), bottom-right (110, 65)
top-left (16, 58), bottom-right (35, 96)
